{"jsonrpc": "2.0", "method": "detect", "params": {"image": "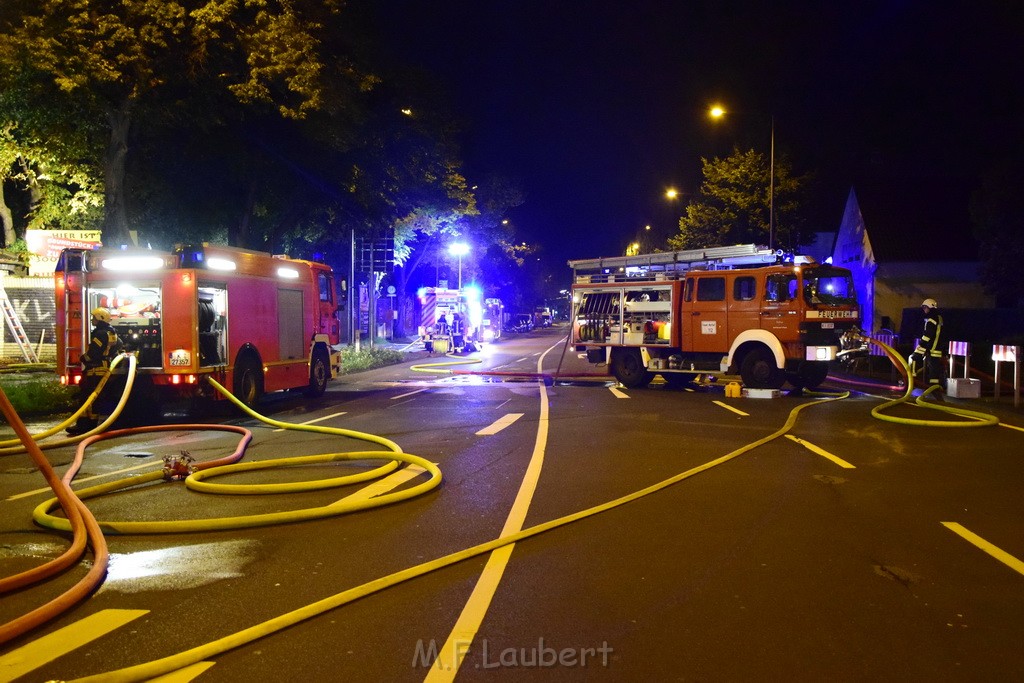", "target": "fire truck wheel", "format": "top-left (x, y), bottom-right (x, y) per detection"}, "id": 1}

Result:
top-left (611, 349), bottom-right (653, 388)
top-left (306, 350), bottom-right (330, 397)
top-left (234, 357), bottom-right (263, 408)
top-left (740, 348), bottom-right (785, 389)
